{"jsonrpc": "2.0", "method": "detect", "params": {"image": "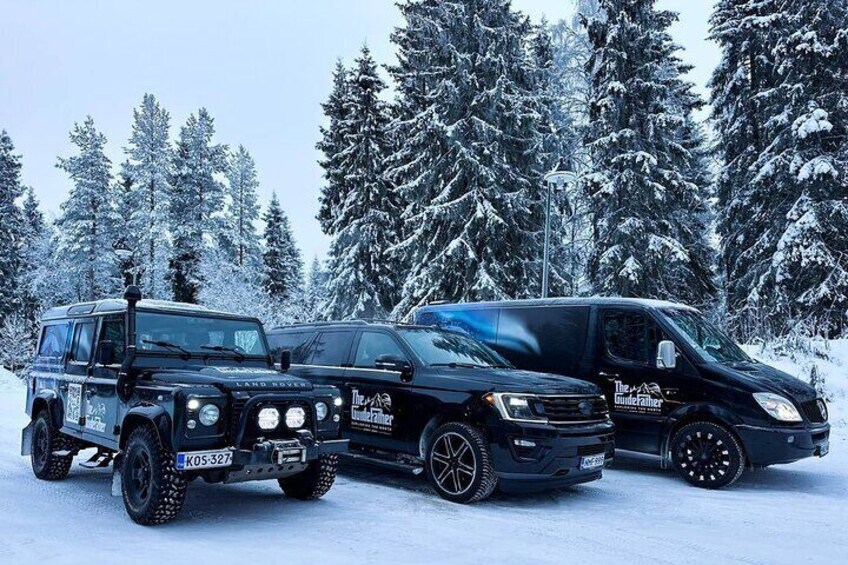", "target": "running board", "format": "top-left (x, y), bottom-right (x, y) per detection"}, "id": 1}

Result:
top-left (340, 451), bottom-right (424, 475)
top-left (79, 450), bottom-right (113, 469)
